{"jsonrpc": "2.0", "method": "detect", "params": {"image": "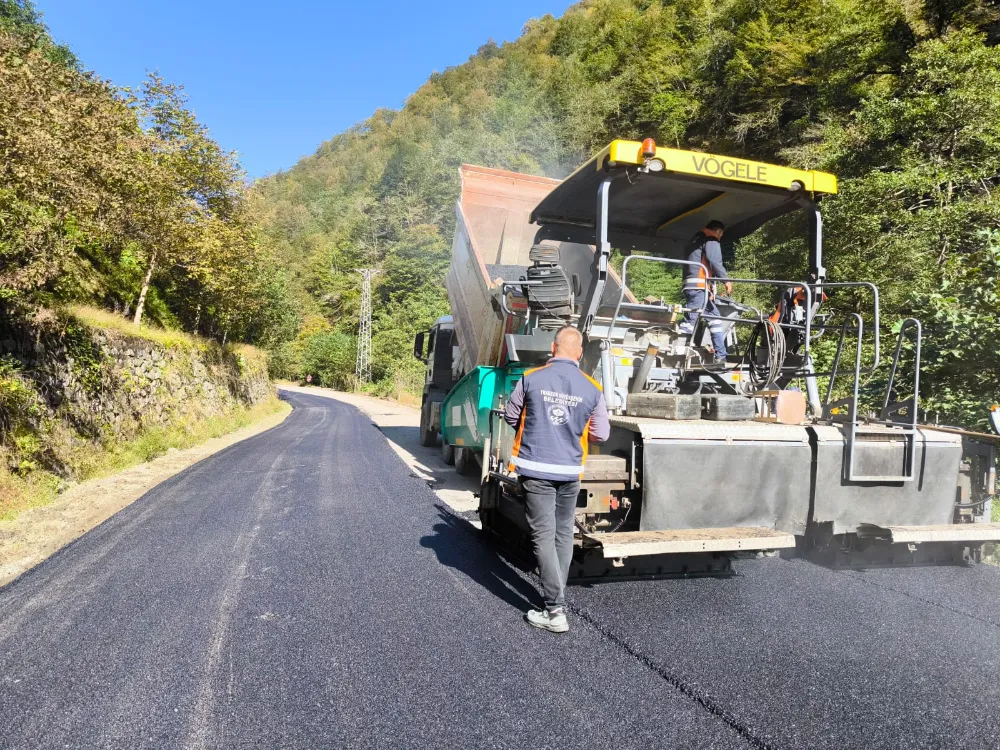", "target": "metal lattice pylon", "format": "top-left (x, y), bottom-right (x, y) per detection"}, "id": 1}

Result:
top-left (355, 268), bottom-right (377, 385)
